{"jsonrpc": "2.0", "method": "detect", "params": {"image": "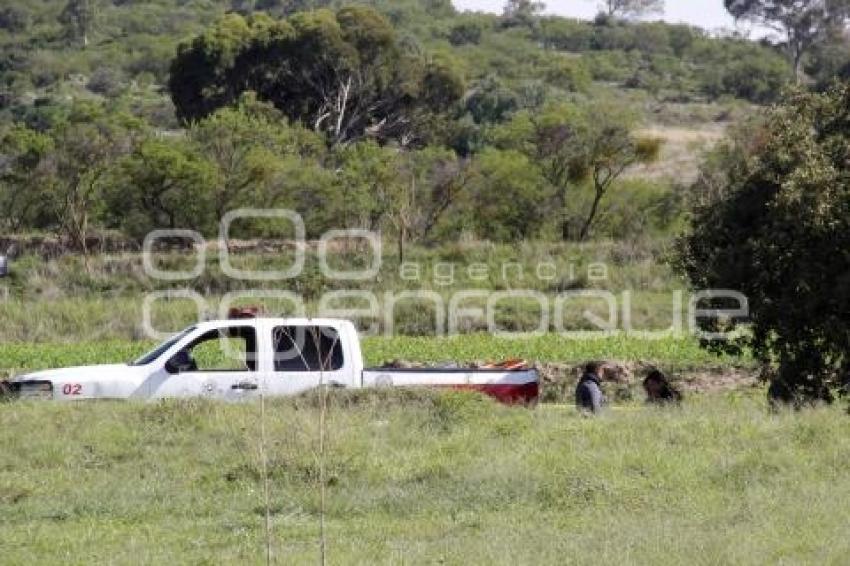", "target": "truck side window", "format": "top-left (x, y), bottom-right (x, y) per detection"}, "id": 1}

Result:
top-left (182, 327), bottom-right (258, 372)
top-left (273, 326), bottom-right (344, 372)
